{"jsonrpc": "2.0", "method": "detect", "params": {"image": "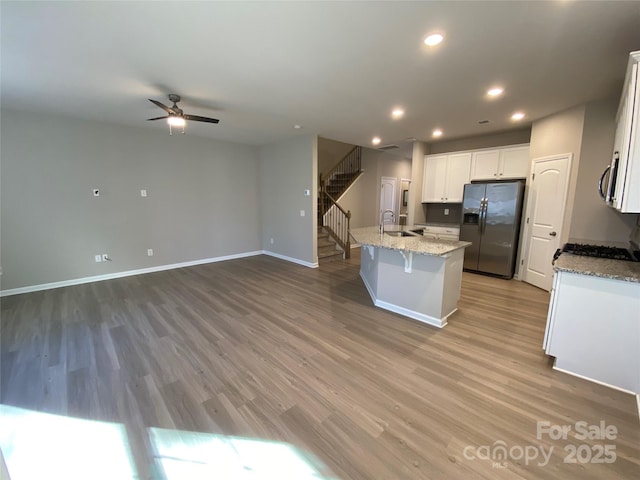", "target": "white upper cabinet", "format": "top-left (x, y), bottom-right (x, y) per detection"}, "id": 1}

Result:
top-left (422, 155), bottom-right (447, 202)
top-left (422, 153), bottom-right (471, 203)
top-left (470, 145), bottom-right (530, 180)
top-left (470, 150), bottom-right (500, 180)
top-left (501, 146), bottom-right (531, 178)
top-left (445, 153), bottom-right (473, 201)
